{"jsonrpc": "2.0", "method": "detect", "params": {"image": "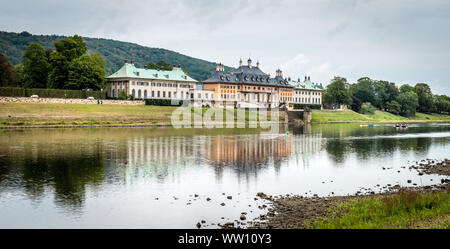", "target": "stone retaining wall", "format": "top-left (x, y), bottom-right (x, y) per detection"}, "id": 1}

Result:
top-left (0, 97), bottom-right (145, 105)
